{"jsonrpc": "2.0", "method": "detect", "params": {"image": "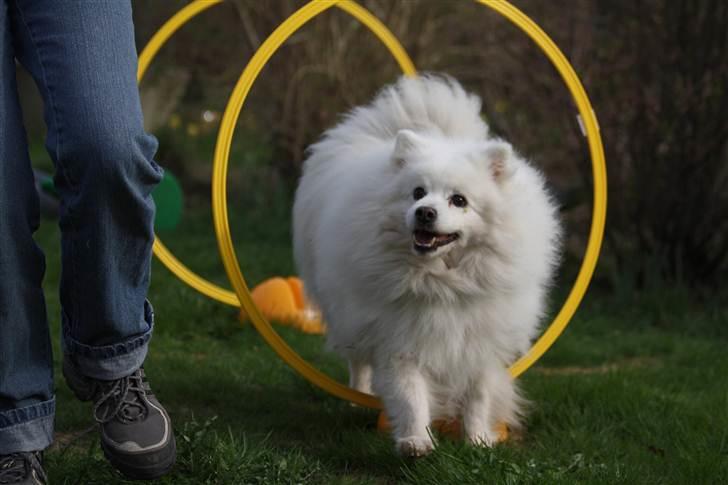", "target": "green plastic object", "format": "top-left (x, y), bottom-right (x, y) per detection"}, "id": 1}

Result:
top-left (152, 170), bottom-right (184, 231)
top-left (40, 177), bottom-right (58, 197)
